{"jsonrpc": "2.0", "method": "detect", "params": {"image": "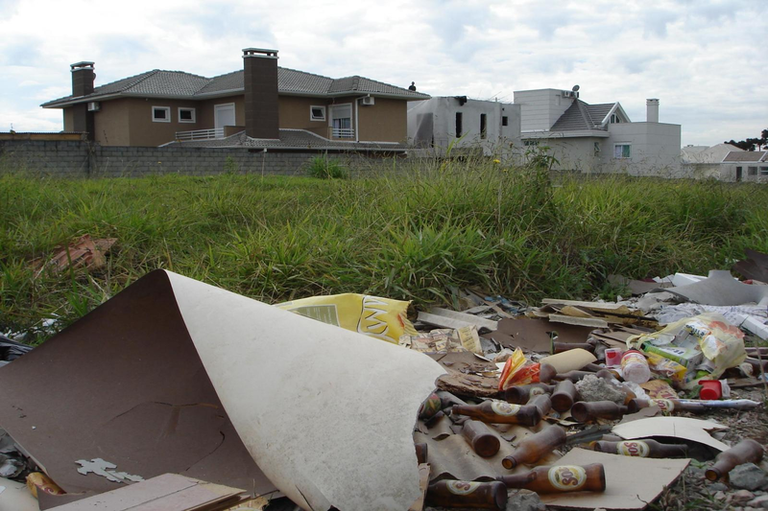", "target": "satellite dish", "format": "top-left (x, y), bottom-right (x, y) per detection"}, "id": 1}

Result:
top-left (572, 85), bottom-right (580, 92)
